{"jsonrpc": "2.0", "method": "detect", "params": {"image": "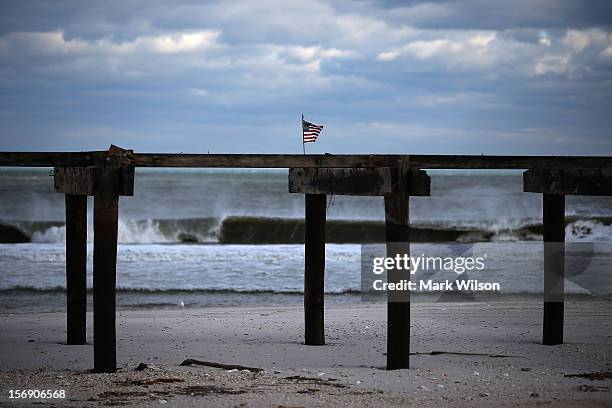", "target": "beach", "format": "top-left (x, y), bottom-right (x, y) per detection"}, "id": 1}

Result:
top-left (1, 301), bottom-right (611, 406)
